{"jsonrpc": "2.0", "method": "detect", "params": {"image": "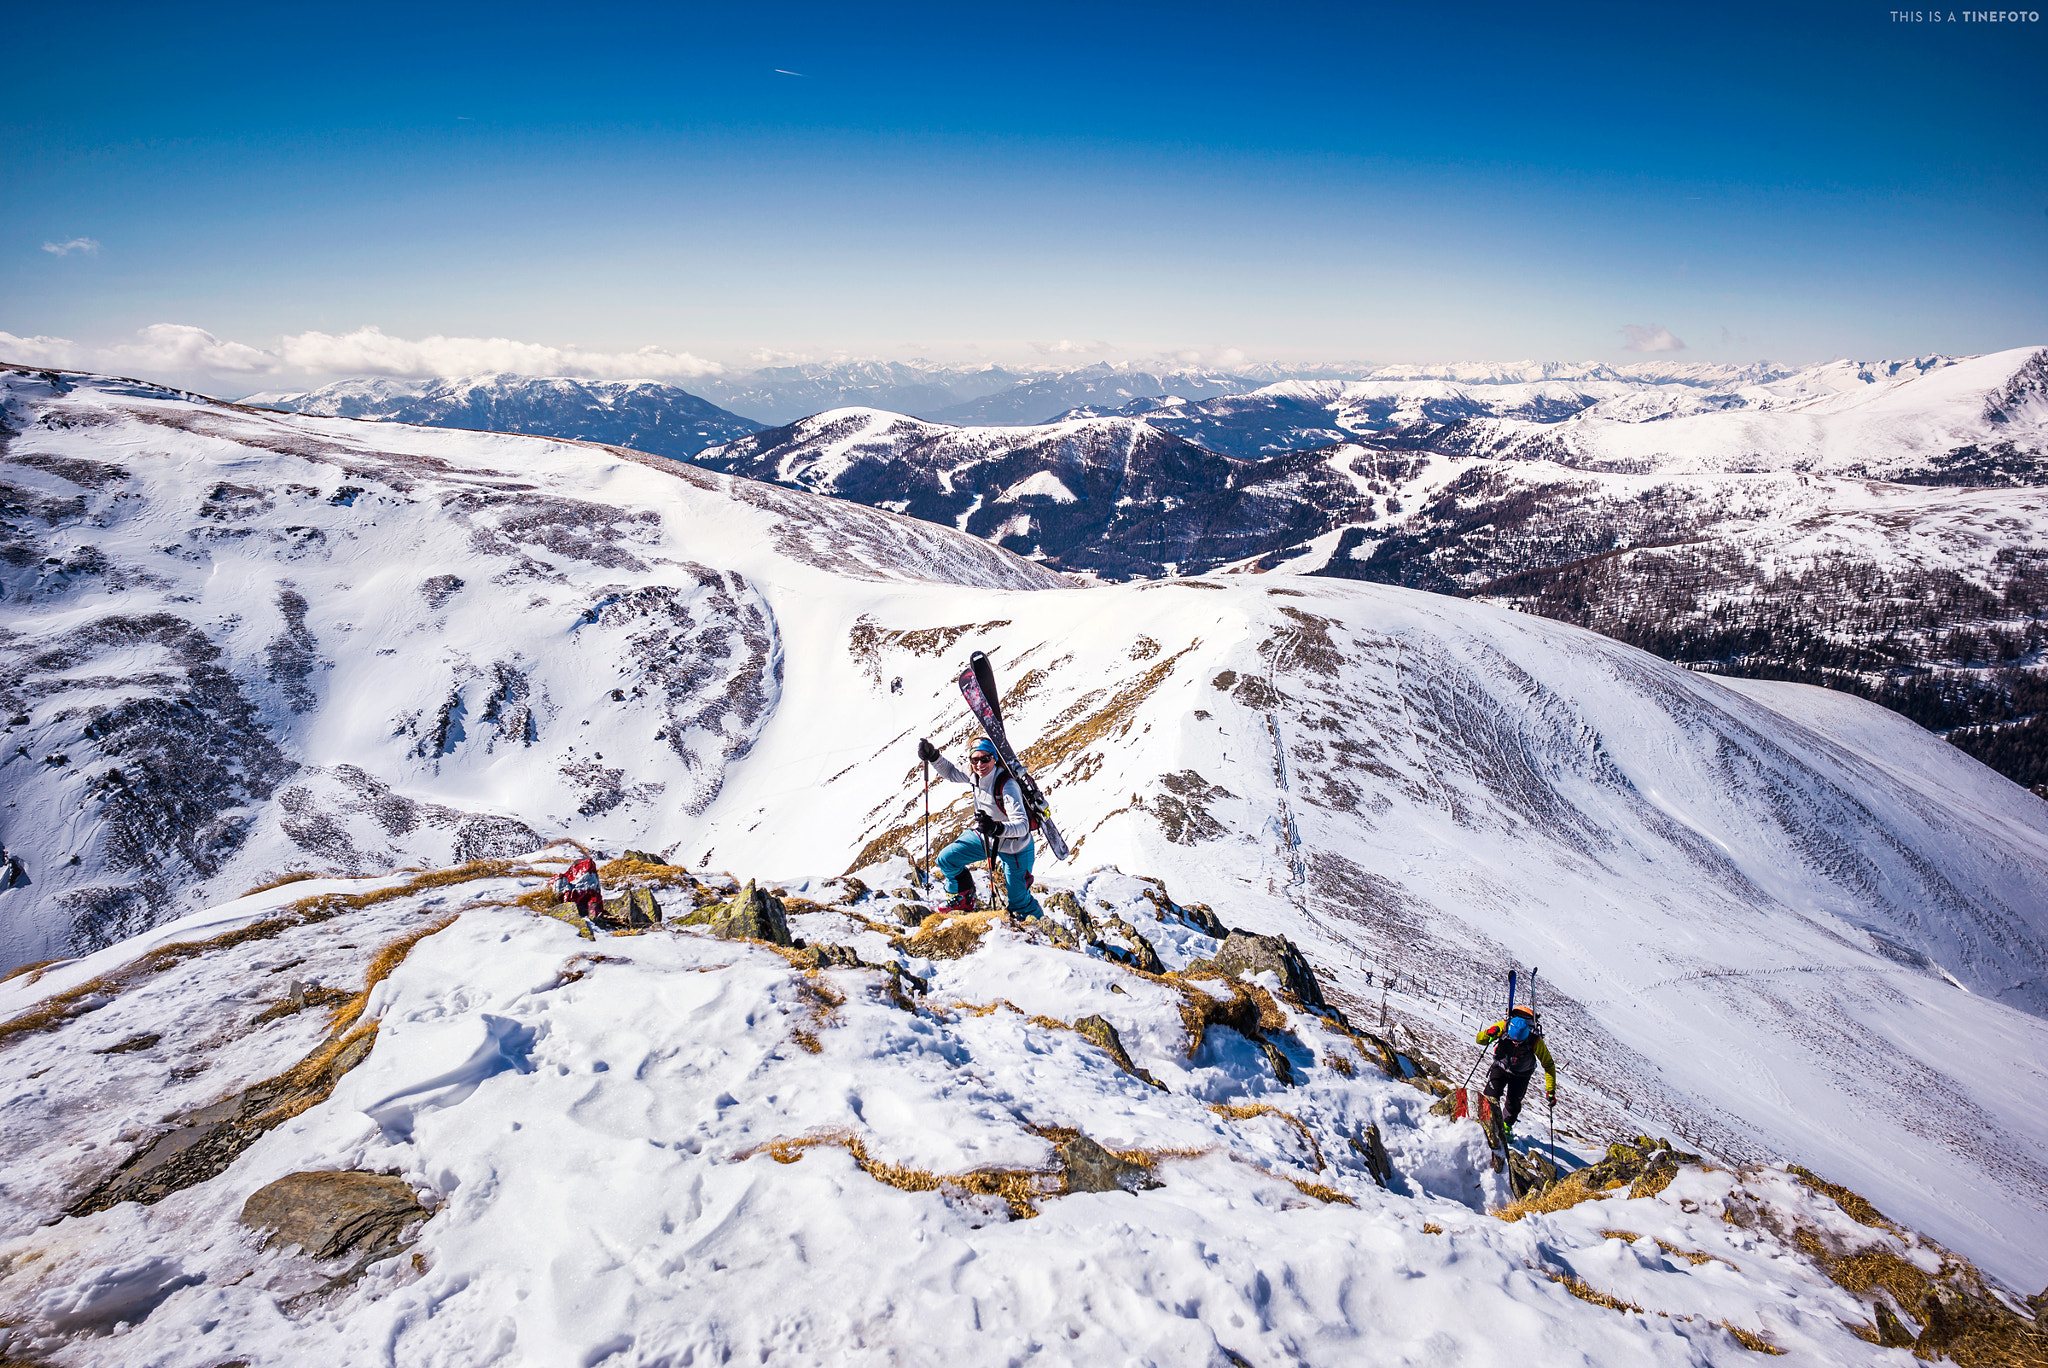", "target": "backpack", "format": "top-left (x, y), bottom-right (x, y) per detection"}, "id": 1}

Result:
top-left (988, 767), bottom-right (1043, 835)
top-left (557, 857), bottom-right (601, 895)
